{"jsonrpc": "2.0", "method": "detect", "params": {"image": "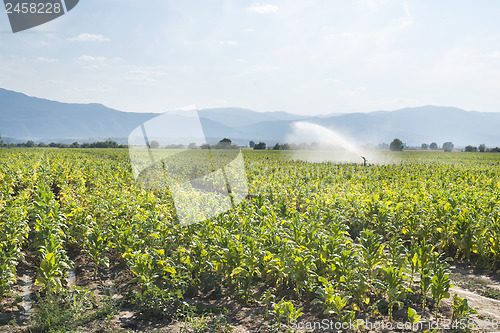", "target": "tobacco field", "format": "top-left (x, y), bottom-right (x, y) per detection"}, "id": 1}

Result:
top-left (1, 148), bottom-right (500, 332)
